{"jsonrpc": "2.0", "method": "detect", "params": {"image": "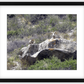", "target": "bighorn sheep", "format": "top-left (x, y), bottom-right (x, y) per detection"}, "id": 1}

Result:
top-left (29, 39), bottom-right (35, 44)
top-left (51, 32), bottom-right (56, 39)
top-left (51, 31), bottom-right (60, 39)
